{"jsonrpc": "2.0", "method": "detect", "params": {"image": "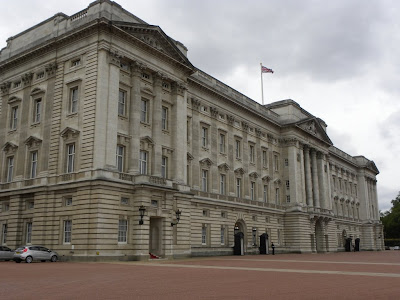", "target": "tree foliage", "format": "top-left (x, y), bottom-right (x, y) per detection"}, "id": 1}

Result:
top-left (381, 192), bottom-right (400, 239)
